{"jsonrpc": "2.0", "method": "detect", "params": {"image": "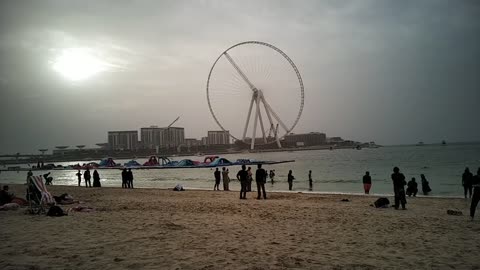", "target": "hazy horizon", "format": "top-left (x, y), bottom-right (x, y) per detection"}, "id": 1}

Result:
top-left (1, 0), bottom-right (479, 154)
